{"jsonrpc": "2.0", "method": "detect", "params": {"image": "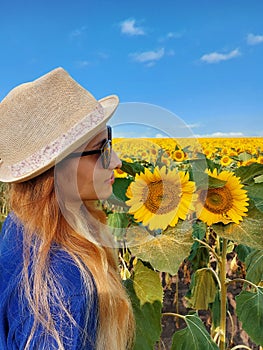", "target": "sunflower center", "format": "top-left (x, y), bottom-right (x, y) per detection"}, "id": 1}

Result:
top-left (204, 187), bottom-right (233, 214)
top-left (142, 180), bottom-right (181, 214)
